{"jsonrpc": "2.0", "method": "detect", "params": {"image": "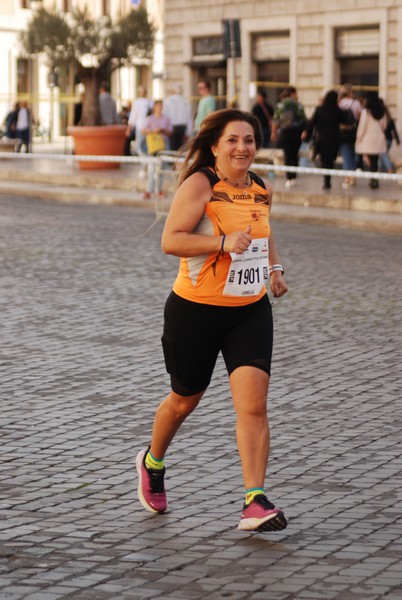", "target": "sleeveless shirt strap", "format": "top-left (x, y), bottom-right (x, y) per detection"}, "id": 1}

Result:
top-left (200, 167), bottom-right (220, 187)
top-left (249, 171), bottom-right (266, 189)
